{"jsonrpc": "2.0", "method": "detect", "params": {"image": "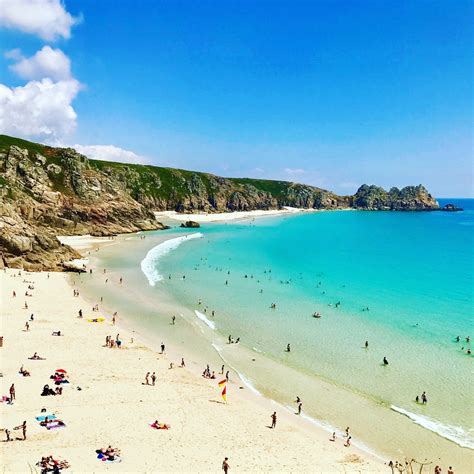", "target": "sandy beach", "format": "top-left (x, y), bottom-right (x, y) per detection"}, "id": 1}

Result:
top-left (154, 208), bottom-right (306, 223)
top-left (0, 264), bottom-right (386, 472)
